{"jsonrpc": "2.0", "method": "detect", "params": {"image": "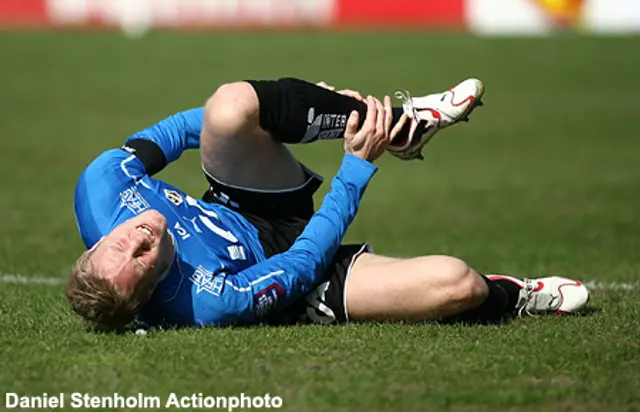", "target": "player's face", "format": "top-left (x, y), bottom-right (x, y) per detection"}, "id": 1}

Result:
top-left (91, 210), bottom-right (174, 294)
